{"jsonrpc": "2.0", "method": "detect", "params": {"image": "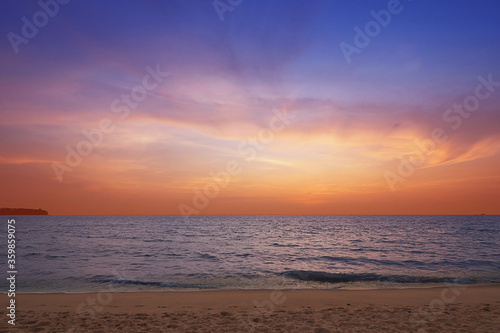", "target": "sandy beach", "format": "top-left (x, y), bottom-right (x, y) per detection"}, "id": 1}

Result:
top-left (3, 284), bottom-right (499, 332)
